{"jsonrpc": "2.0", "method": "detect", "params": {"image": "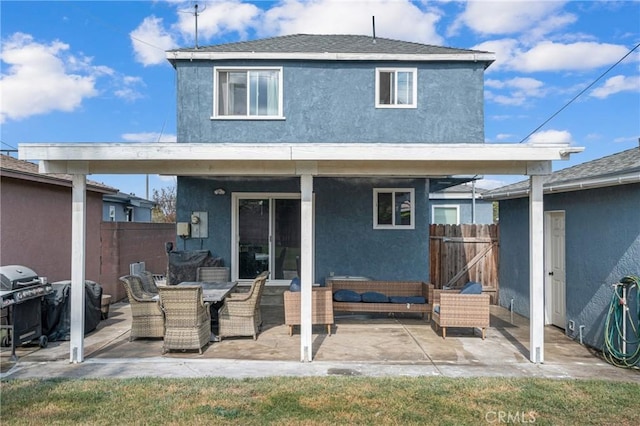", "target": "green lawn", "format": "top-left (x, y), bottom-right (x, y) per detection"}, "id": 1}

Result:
top-left (2, 377), bottom-right (639, 425)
